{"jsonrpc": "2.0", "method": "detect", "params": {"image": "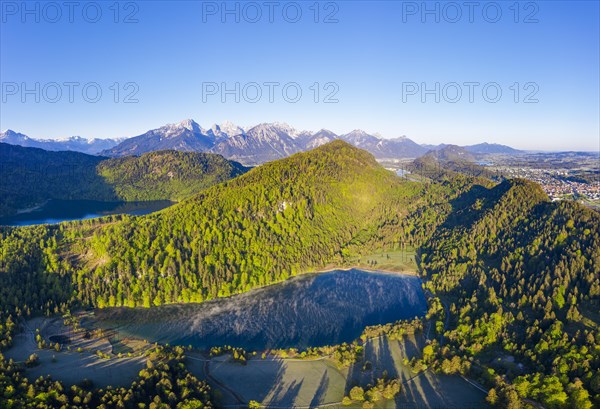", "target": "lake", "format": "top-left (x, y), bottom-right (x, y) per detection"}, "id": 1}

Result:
top-left (90, 269), bottom-right (428, 350)
top-left (0, 199), bottom-right (174, 226)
